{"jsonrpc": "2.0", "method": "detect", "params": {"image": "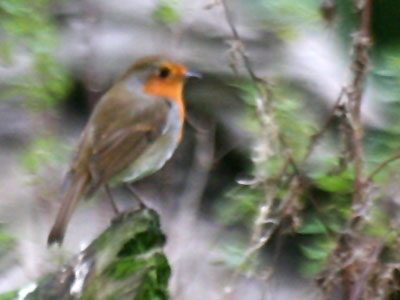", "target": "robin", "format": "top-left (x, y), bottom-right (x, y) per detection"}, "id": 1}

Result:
top-left (48, 56), bottom-right (198, 245)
